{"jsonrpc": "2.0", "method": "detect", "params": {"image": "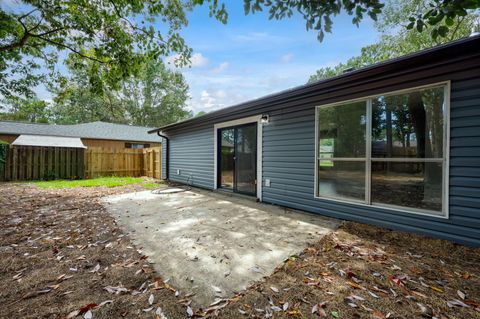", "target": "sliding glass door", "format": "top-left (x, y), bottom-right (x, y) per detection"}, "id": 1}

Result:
top-left (218, 123), bottom-right (257, 196)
